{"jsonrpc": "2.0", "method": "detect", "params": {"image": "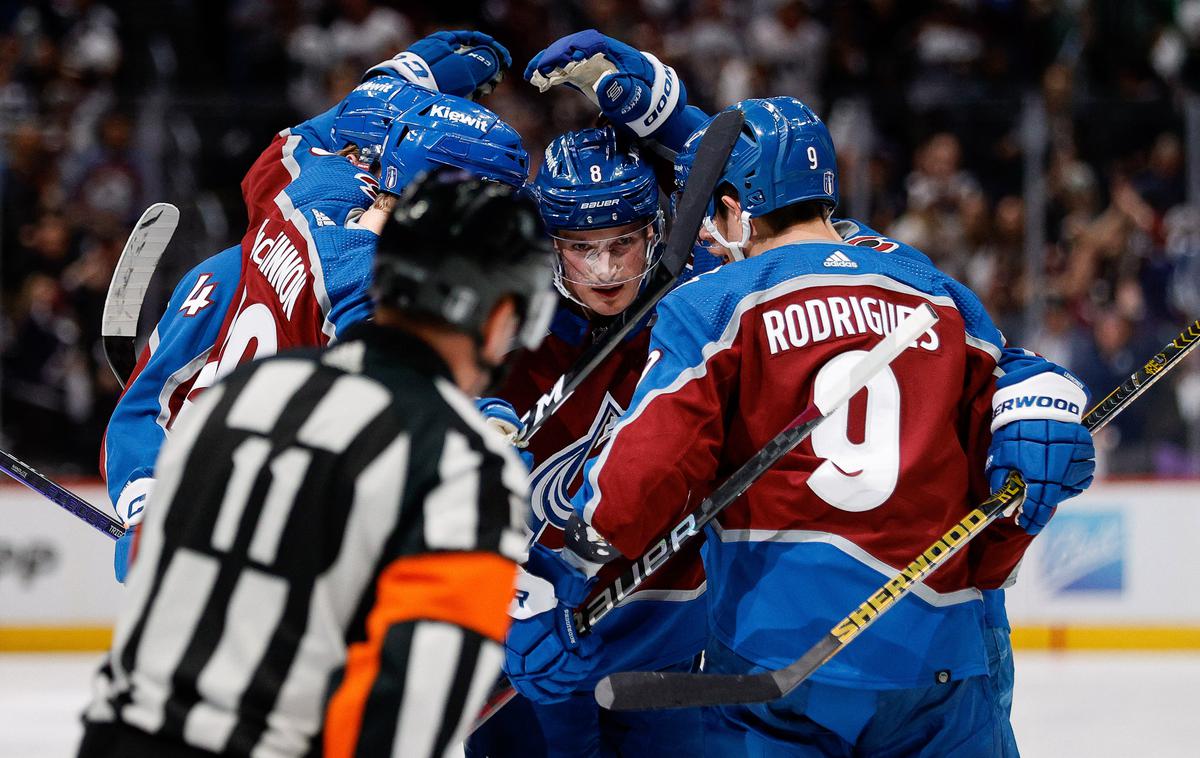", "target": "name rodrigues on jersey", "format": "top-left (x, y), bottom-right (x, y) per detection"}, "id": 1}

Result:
top-left (250, 220), bottom-right (309, 319)
top-left (762, 295), bottom-right (940, 355)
